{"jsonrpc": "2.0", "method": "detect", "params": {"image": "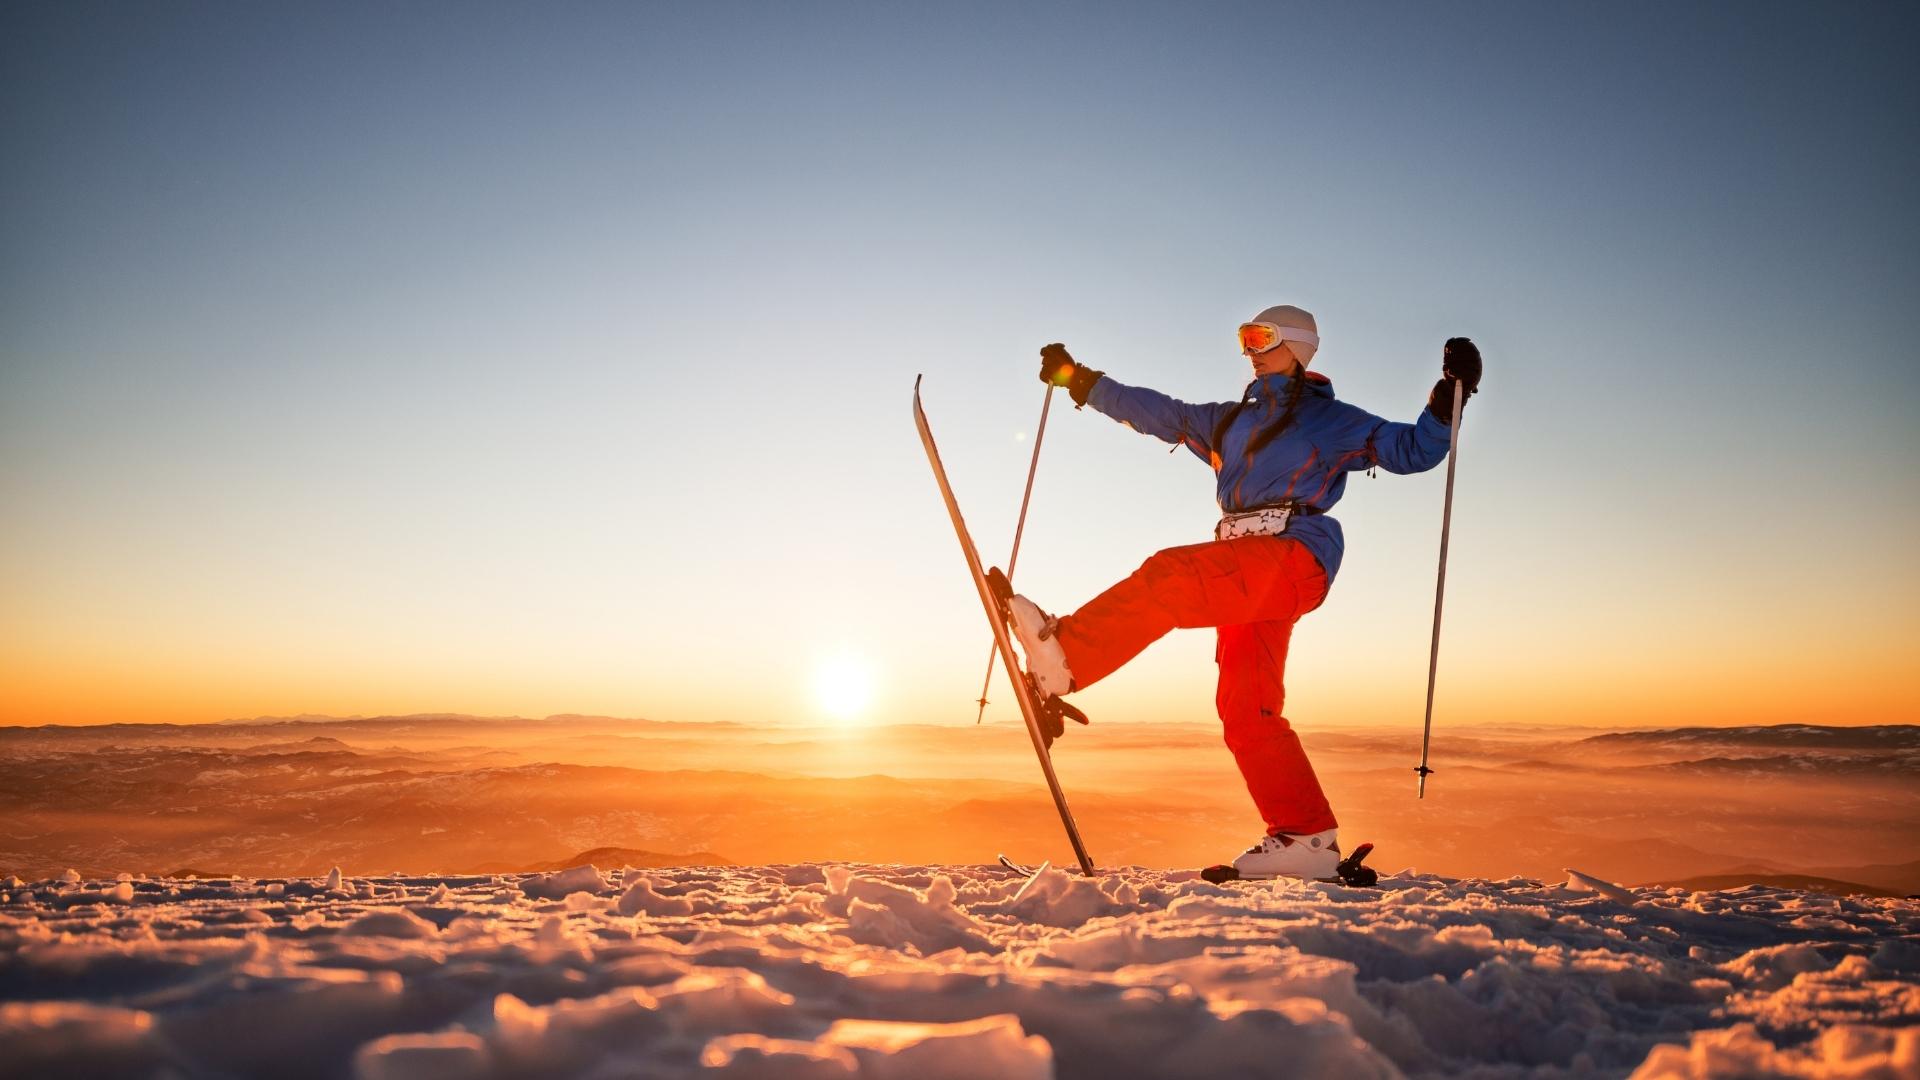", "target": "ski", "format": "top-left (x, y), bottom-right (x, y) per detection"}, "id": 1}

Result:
top-left (915, 376), bottom-right (1097, 877)
top-left (1201, 841), bottom-right (1379, 888)
top-left (1009, 860), bottom-right (1053, 903)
